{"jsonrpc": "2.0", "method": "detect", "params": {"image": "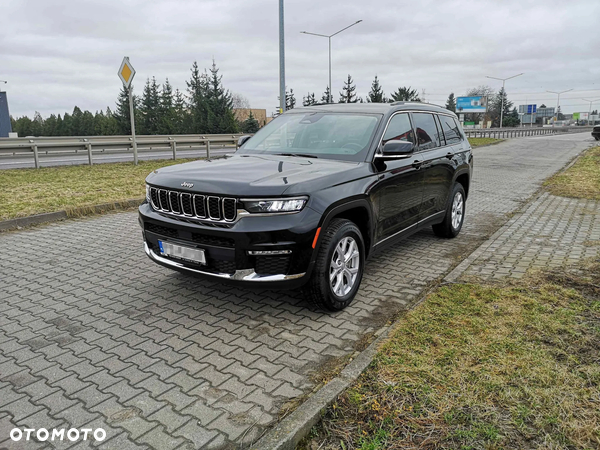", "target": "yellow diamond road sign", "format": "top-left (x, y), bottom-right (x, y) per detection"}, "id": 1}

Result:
top-left (118, 57), bottom-right (136, 88)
